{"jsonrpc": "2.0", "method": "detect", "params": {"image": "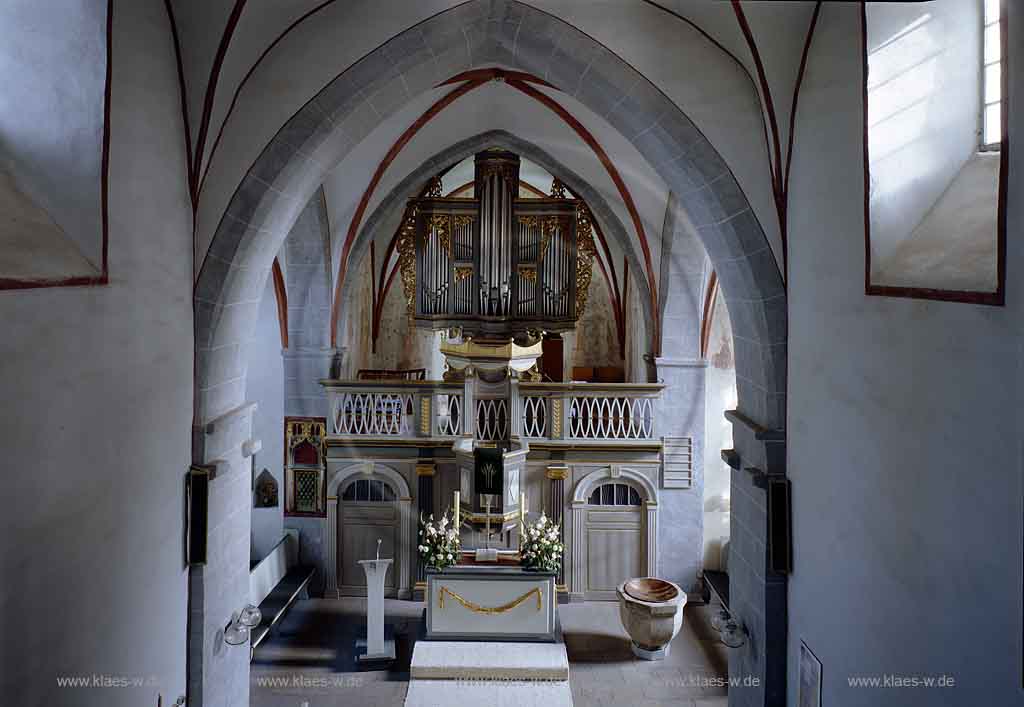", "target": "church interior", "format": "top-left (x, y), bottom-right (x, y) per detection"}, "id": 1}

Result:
top-left (0, 1), bottom-right (1020, 706)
